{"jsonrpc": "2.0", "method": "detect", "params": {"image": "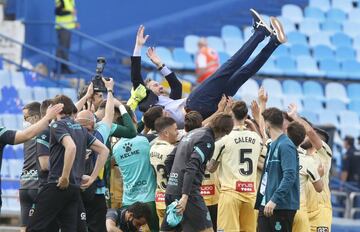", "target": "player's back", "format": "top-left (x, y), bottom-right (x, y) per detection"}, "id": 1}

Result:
top-left (214, 127), bottom-right (262, 201)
